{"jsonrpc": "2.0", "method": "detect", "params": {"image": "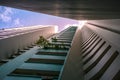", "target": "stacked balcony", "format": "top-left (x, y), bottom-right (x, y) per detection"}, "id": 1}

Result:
top-left (0, 26), bottom-right (77, 80)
